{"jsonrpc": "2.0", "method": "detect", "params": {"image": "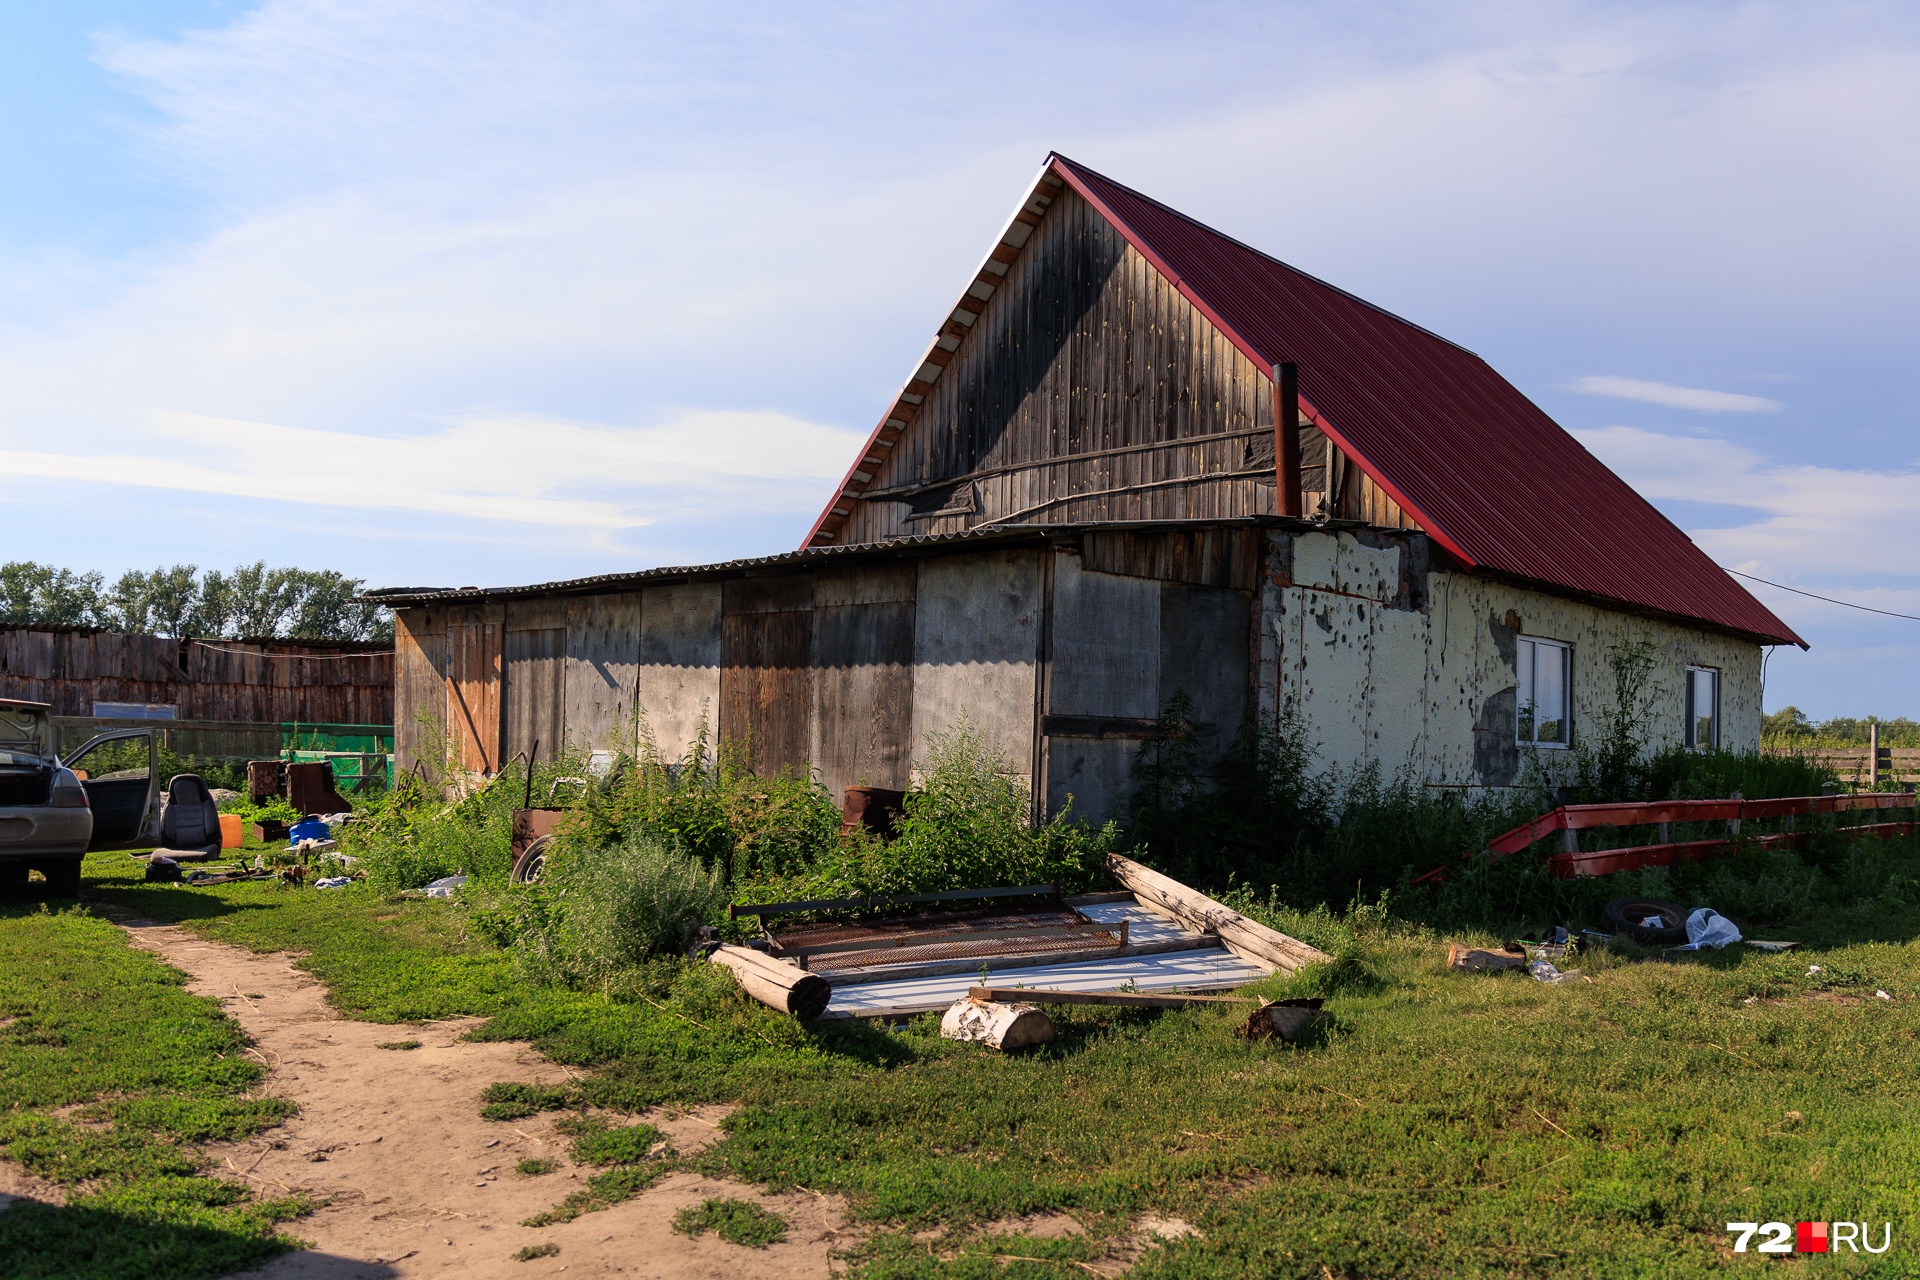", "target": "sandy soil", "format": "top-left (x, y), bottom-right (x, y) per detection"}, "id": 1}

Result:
top-left (110, 918), bottom-right (854, 1279)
